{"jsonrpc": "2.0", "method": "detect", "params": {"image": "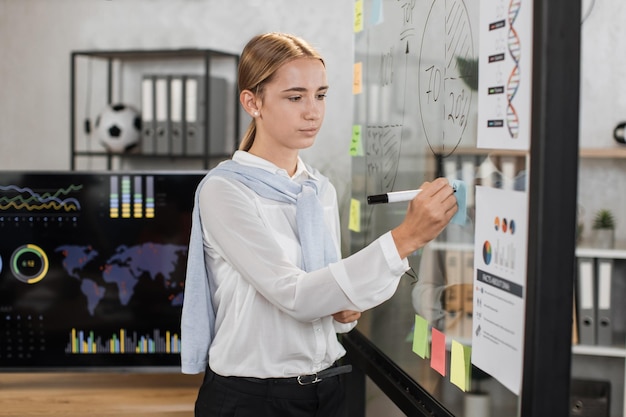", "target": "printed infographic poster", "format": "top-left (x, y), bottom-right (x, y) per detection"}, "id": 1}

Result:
top-left (472, 186), bottom-right (528, 395)
top-left (477, 0), bottom-right (532, 150)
